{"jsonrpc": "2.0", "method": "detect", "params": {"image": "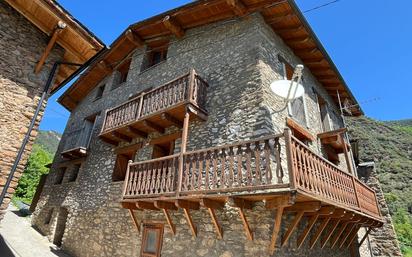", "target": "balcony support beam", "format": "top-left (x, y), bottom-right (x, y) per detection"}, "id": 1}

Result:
top-left (208, 208), bottom-right (223, 239)
top-left (226, 0), bottom-right (247, 16)
top-left (183, 208), bottom-right (197, 237)
top-left (339, 223), bottom-right (356, 248)
top-left (297, 213), bottom-right (320, 249)
top-left (161, 113), bottom-right (183, 128)
top-left (112, 131), bottom-right (132, 143)
top-left (143, 120), bottom-right (165, 134)
top-left (269, 206), bottom-right (284, 254)
top-left (136, 201), bottom-right (158, 210)
top-left (358, 227), bottom-right (372, 247)
top-left (281, 211), bottom-right (304, 246)
top-left (162, 15), bottom-right (185, 38)
top-left (345, 224), bottom-right (362, 248)
top-left (239, 208), bottom-right (253, 241)
top-left (175, 200), bottom-right (199, 210)
top-left (163, 209), bottom-right (176, 235)
top-left (128, 209), bottom-right (140, 233)
top-left (309, 217), bottom-right (331, 249)
top-left (322, 213), bottom-right (354, 249)
top-left (101, 136), bottom-right (118, 146)
top-left (126, 126), bottom-right (148, 138)
top-left (331, 216), bottom-right (361, 248)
